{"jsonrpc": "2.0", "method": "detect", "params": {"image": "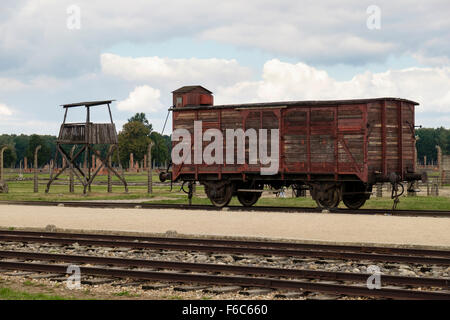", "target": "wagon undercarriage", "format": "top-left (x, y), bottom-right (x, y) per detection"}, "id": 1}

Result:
top-left (181, 173), bottom-right (374, 209)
